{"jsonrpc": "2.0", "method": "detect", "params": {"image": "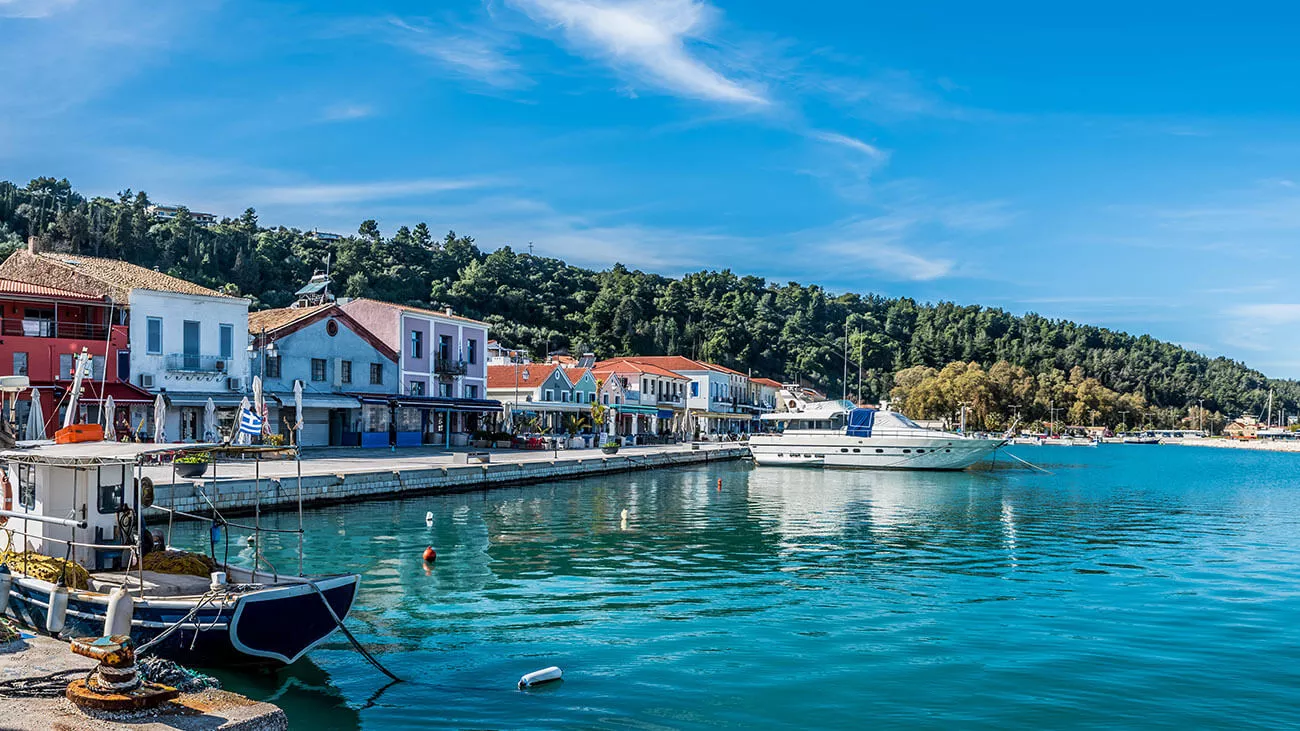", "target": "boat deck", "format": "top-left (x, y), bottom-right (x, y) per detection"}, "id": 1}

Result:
top-left (88, 570), bottom-right (213, 598)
